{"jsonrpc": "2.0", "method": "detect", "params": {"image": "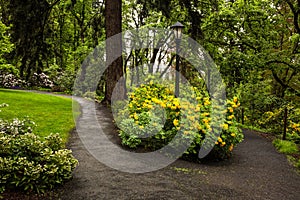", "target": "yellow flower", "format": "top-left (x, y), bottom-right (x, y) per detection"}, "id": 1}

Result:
top-left (189, 116), bottom-right (195, 121)
top-left (197, 124), bottom-right (202, 130)
top-left (204, 101), bottom-right (210, 106)
top-left (139, 125), bottom-right (144, 129)
top-left (233, 97), bottom-right (238, 103)
top-left (231, 133), bottom-right (236, 137)
top-left (202, 118), bottom-right (209, 124)
top-left (173, 98), bottom-right (179, 103)
top-left (222, 124), bottom-right (229, 130)
top-left (292, 124), bottom-right (297, 129)
top-left (151, 98), bottom-right (158, 104)
top-left (229, 144), bottom-right (234, 151)
top-left (133, 113), bottom-right (138, 120)
top-left (228, 107), bottom-right (234, 113)
top-left (221, 142), bottom-right (226, 147)
top-left (218, 137), bottom-right (222, 143)
top-left (215, 141), bottom-right (219, 145)
top-left (228, 115), bottom-right (234, 120)
top-left (173, 101), bottom-right (180, 107)
top-left (202, 112), bottom-right (209, 117)
top-left (147, 104), bottom-right (153, 109)
top-left (171, 106), bottom-right (177, 110)
top-left (173, 119), bottom-right (179, 126)
top-left (176, 127), bottom-right (180, 130)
